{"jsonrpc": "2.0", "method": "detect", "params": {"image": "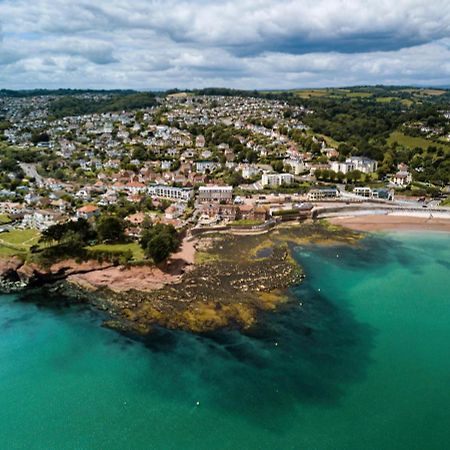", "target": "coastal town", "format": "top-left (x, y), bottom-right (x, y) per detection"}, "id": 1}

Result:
top-left (2, 1), bottom-right (450, 447)
top-left (1, 91), bottom-right (449, 247)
